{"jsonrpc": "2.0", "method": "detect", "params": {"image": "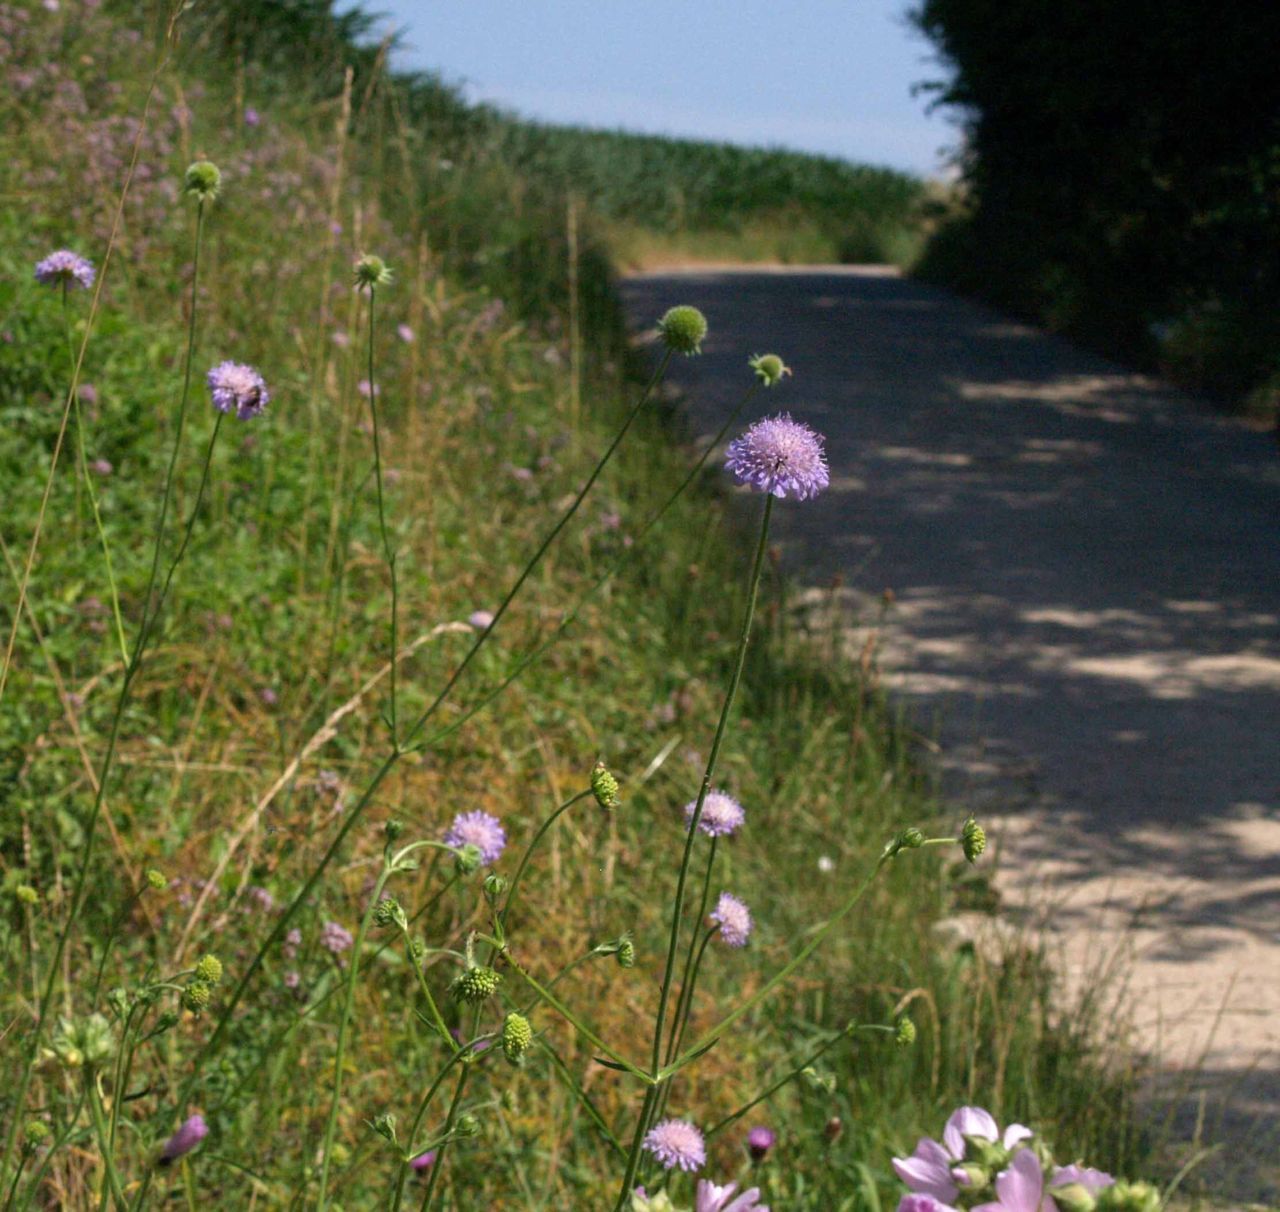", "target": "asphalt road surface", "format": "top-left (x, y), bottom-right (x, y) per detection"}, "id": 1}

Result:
top-left (622, 266), bottom-right (1280, 1200)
